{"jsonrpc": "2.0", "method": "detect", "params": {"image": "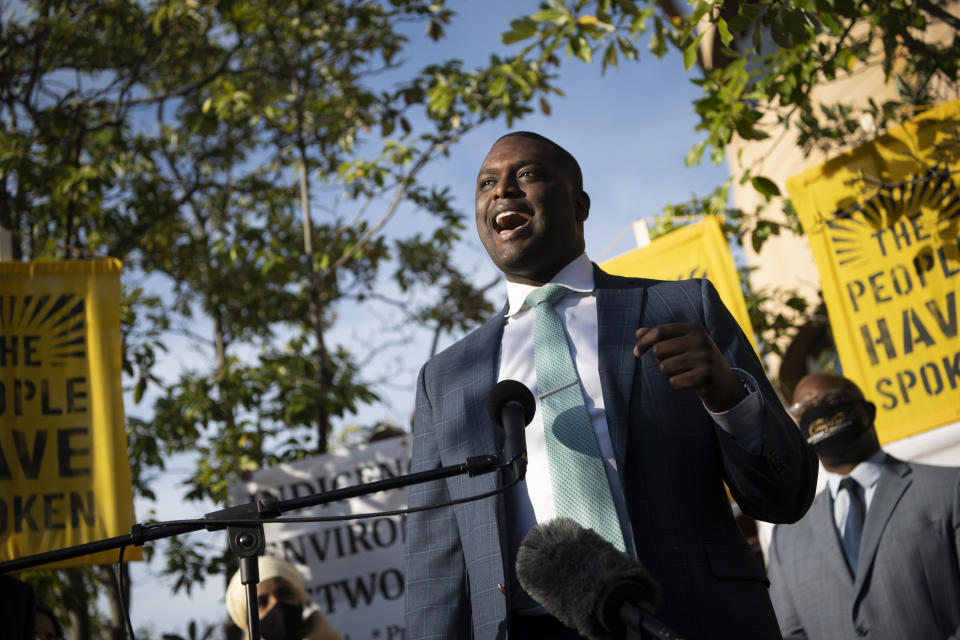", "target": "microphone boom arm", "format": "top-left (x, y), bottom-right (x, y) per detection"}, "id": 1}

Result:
top-left (0, 454), bottom-right (502, 574)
